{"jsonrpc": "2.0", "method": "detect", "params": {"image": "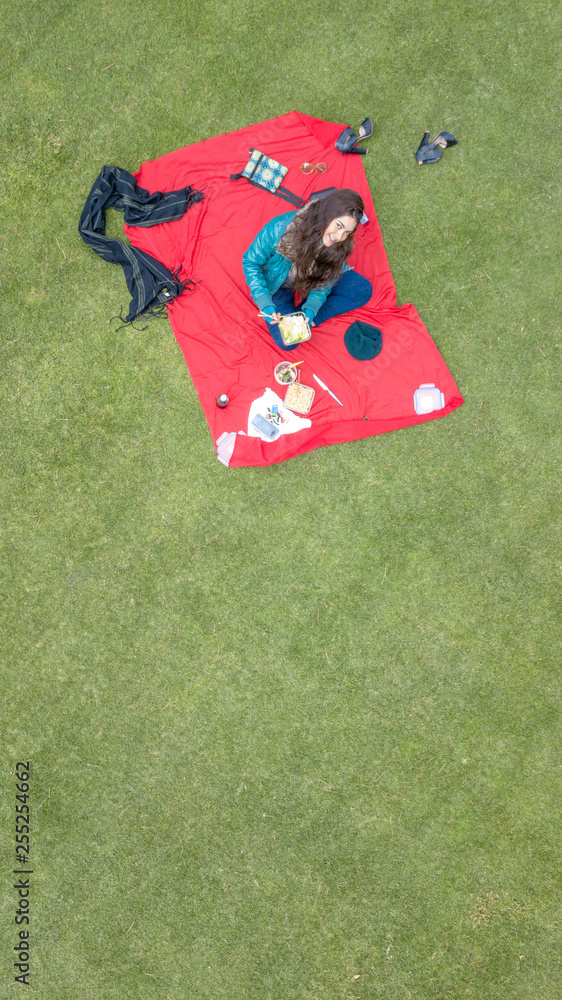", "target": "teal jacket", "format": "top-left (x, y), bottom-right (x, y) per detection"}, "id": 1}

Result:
top-left (242, 211), bottom-right (349, 320)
